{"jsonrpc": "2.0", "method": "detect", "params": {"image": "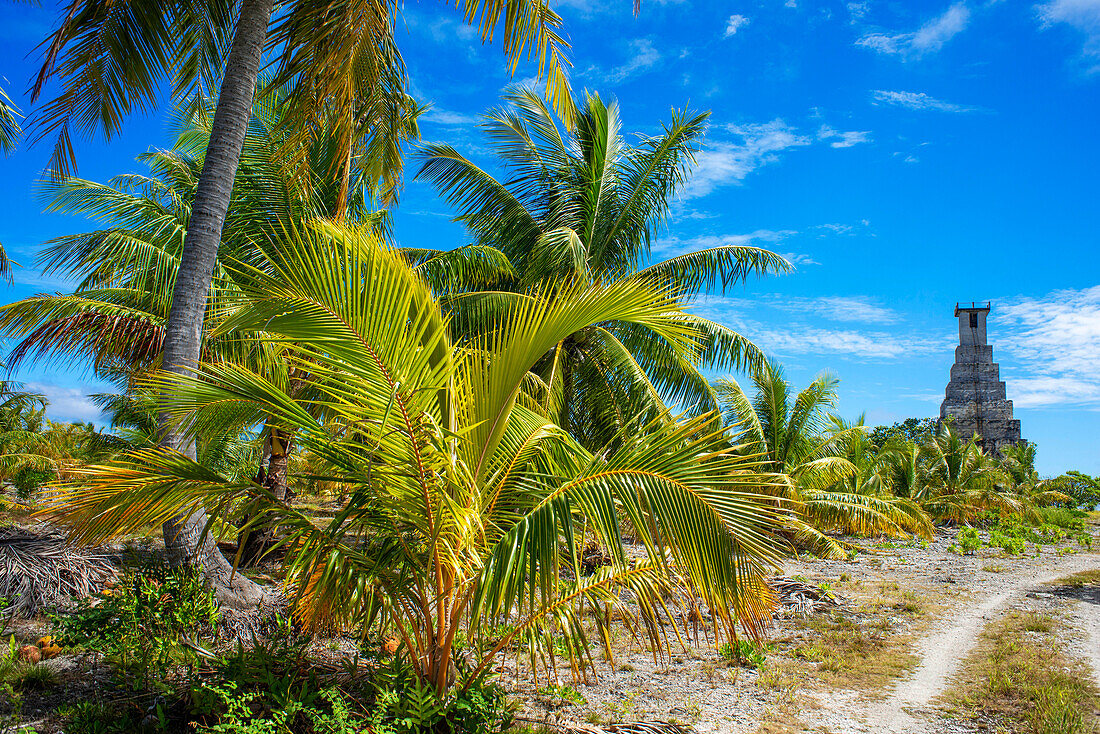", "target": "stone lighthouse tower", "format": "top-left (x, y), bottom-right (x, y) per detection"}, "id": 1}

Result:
top-left (939, 302), bottom-right (1022, 454)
